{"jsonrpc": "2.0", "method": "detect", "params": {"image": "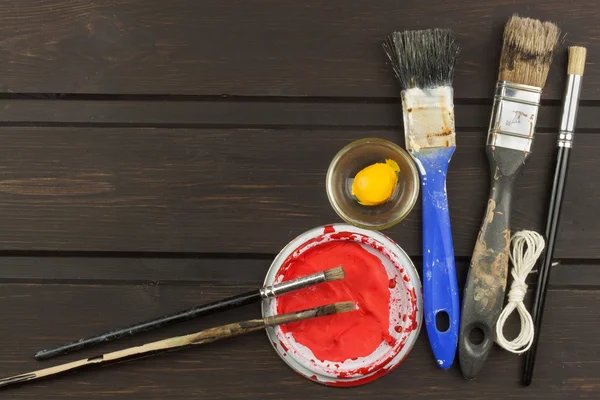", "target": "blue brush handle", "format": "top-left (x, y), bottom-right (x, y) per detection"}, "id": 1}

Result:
top-left (414, 147), bottom-right (459, 369)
